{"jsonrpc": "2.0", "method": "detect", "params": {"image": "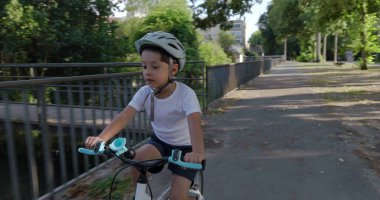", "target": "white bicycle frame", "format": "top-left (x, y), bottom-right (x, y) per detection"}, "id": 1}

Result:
top-left (133, 181), bottom-right (170, 200)
top-left (133, 172), bottom-right (204, 200)
top-left (135, 182), bottom-right (151, 200)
